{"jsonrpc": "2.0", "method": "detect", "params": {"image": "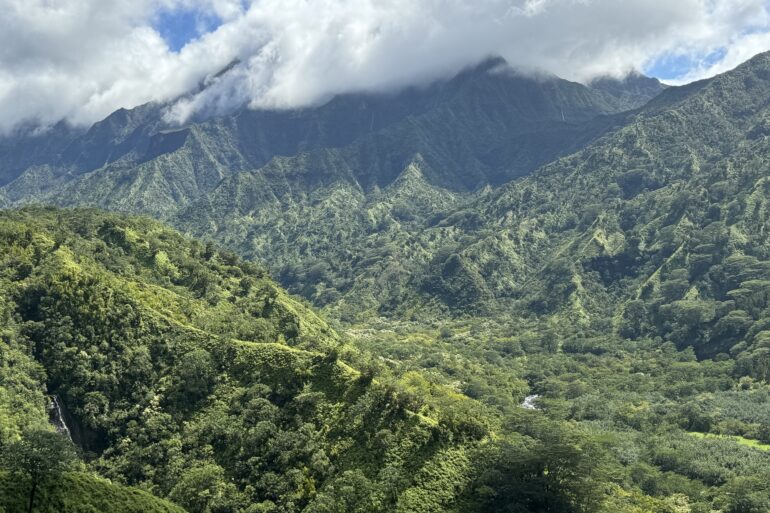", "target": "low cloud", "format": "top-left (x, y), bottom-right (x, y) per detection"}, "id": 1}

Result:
top-left (1, 0), bottom-right (769, 132)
